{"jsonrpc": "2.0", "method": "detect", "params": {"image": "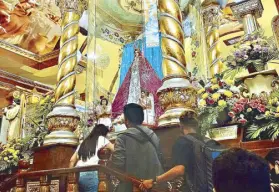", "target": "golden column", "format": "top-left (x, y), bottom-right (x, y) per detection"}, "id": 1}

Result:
top-left (44, 0), bottom-right (87, 145)
top-left (202, 3), bottom-right (224, 77)
top-left (157, 0), bottom-right (197, 127)
top-left (230, 0), bottom-right (263, 36)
